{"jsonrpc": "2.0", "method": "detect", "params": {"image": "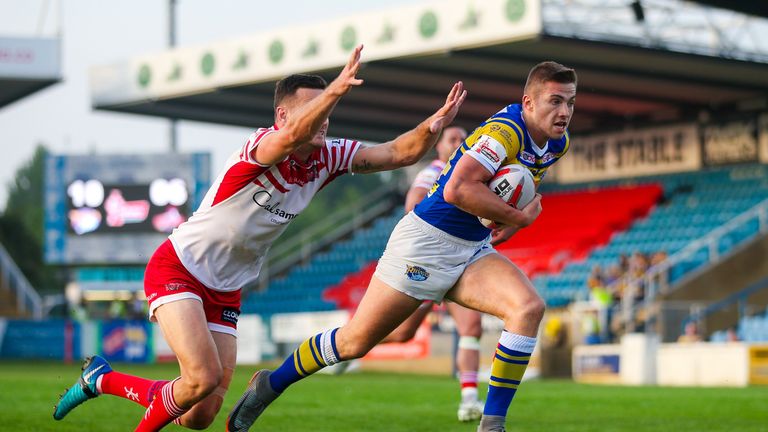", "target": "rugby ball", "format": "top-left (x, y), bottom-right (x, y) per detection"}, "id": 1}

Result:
top-left (478, 164), bottom-right (536, 229)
